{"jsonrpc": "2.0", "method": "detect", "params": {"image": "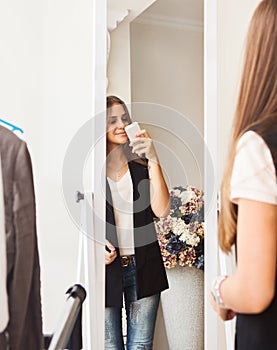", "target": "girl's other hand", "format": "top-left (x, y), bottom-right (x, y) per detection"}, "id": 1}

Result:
top-left (105, 240), bottom-right (117, 265)
top-left (209, 292), bottom-right (236, 321)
